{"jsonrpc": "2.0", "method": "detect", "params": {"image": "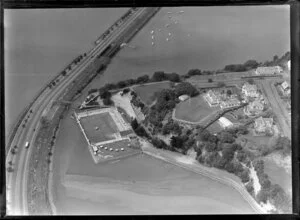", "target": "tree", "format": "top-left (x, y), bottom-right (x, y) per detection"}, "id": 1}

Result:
top-left (167, 73), bottom-right (181, 82)
top-left (240, 169), bottom-right (250, 183)
top-left (257, 189), bottom-right (269, 203)
top-left (226, 89), bottom-right (232, 96)
top-left (187, 69), bottom-right (202, 76)
top-left (152, 71), bottom-right (166, 82)
top-left (131, 119), bottom-right (139, 130)
top-left (175, 82), bottom-right (199, 97)
top-left (208, 78), bottom-right (213, 83)
top-left (7, 167), bottom-right (14, 172)
top-left (170, 136), bottom-right (184, 149)
top-left (136, 75), bottom-right (150, 84)
top-left (217, 82), bottom-right (226, 88)
top-left (204, 142), bottom-right (217, 152)
top-left (122, 88), bottom-right (130, 94)
top-left (11, 149), bottom-right (16, 155)
top-left (236, 150), bottom-right (247, 163)
top-left (247, 79), bottom-right (255, 85)
top-left (8, 161), bottom-right (13, 166)
top-left (218, 131), bottom-right (235, 143)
